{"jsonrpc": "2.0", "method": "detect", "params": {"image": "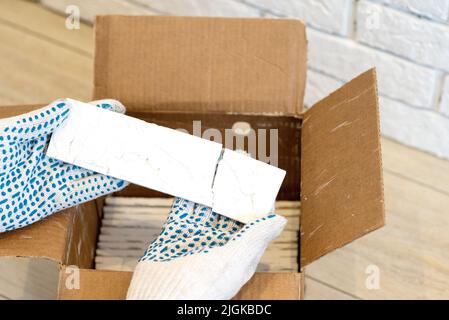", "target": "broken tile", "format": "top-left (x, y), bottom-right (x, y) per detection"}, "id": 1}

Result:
top-left (47, 100), bottom-right (286, 222)
top-left (212, 149), bottom-right (286, 223)
top-left (47, 99), bottom-right (222, 207)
